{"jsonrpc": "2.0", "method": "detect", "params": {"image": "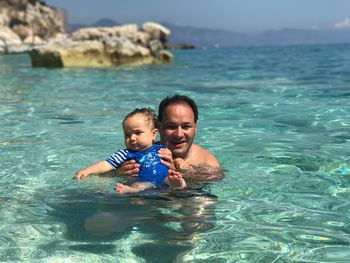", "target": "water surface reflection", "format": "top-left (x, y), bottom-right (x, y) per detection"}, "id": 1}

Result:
top-left (44, 186), bottom-right (218, 261)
